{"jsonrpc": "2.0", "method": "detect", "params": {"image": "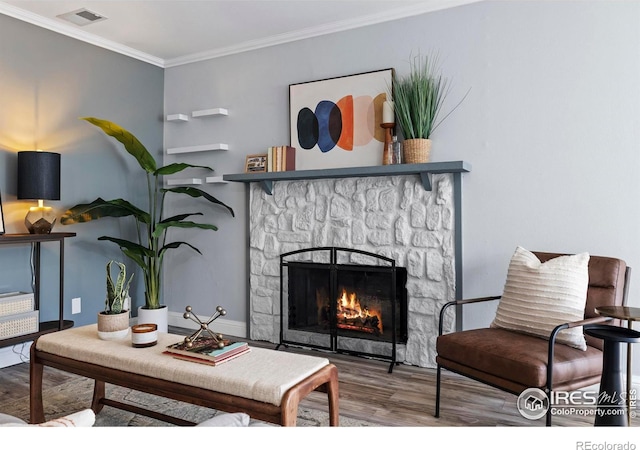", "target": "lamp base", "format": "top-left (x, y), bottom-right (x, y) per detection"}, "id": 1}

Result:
top-left (25, 207), bottom-right (56, 234)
